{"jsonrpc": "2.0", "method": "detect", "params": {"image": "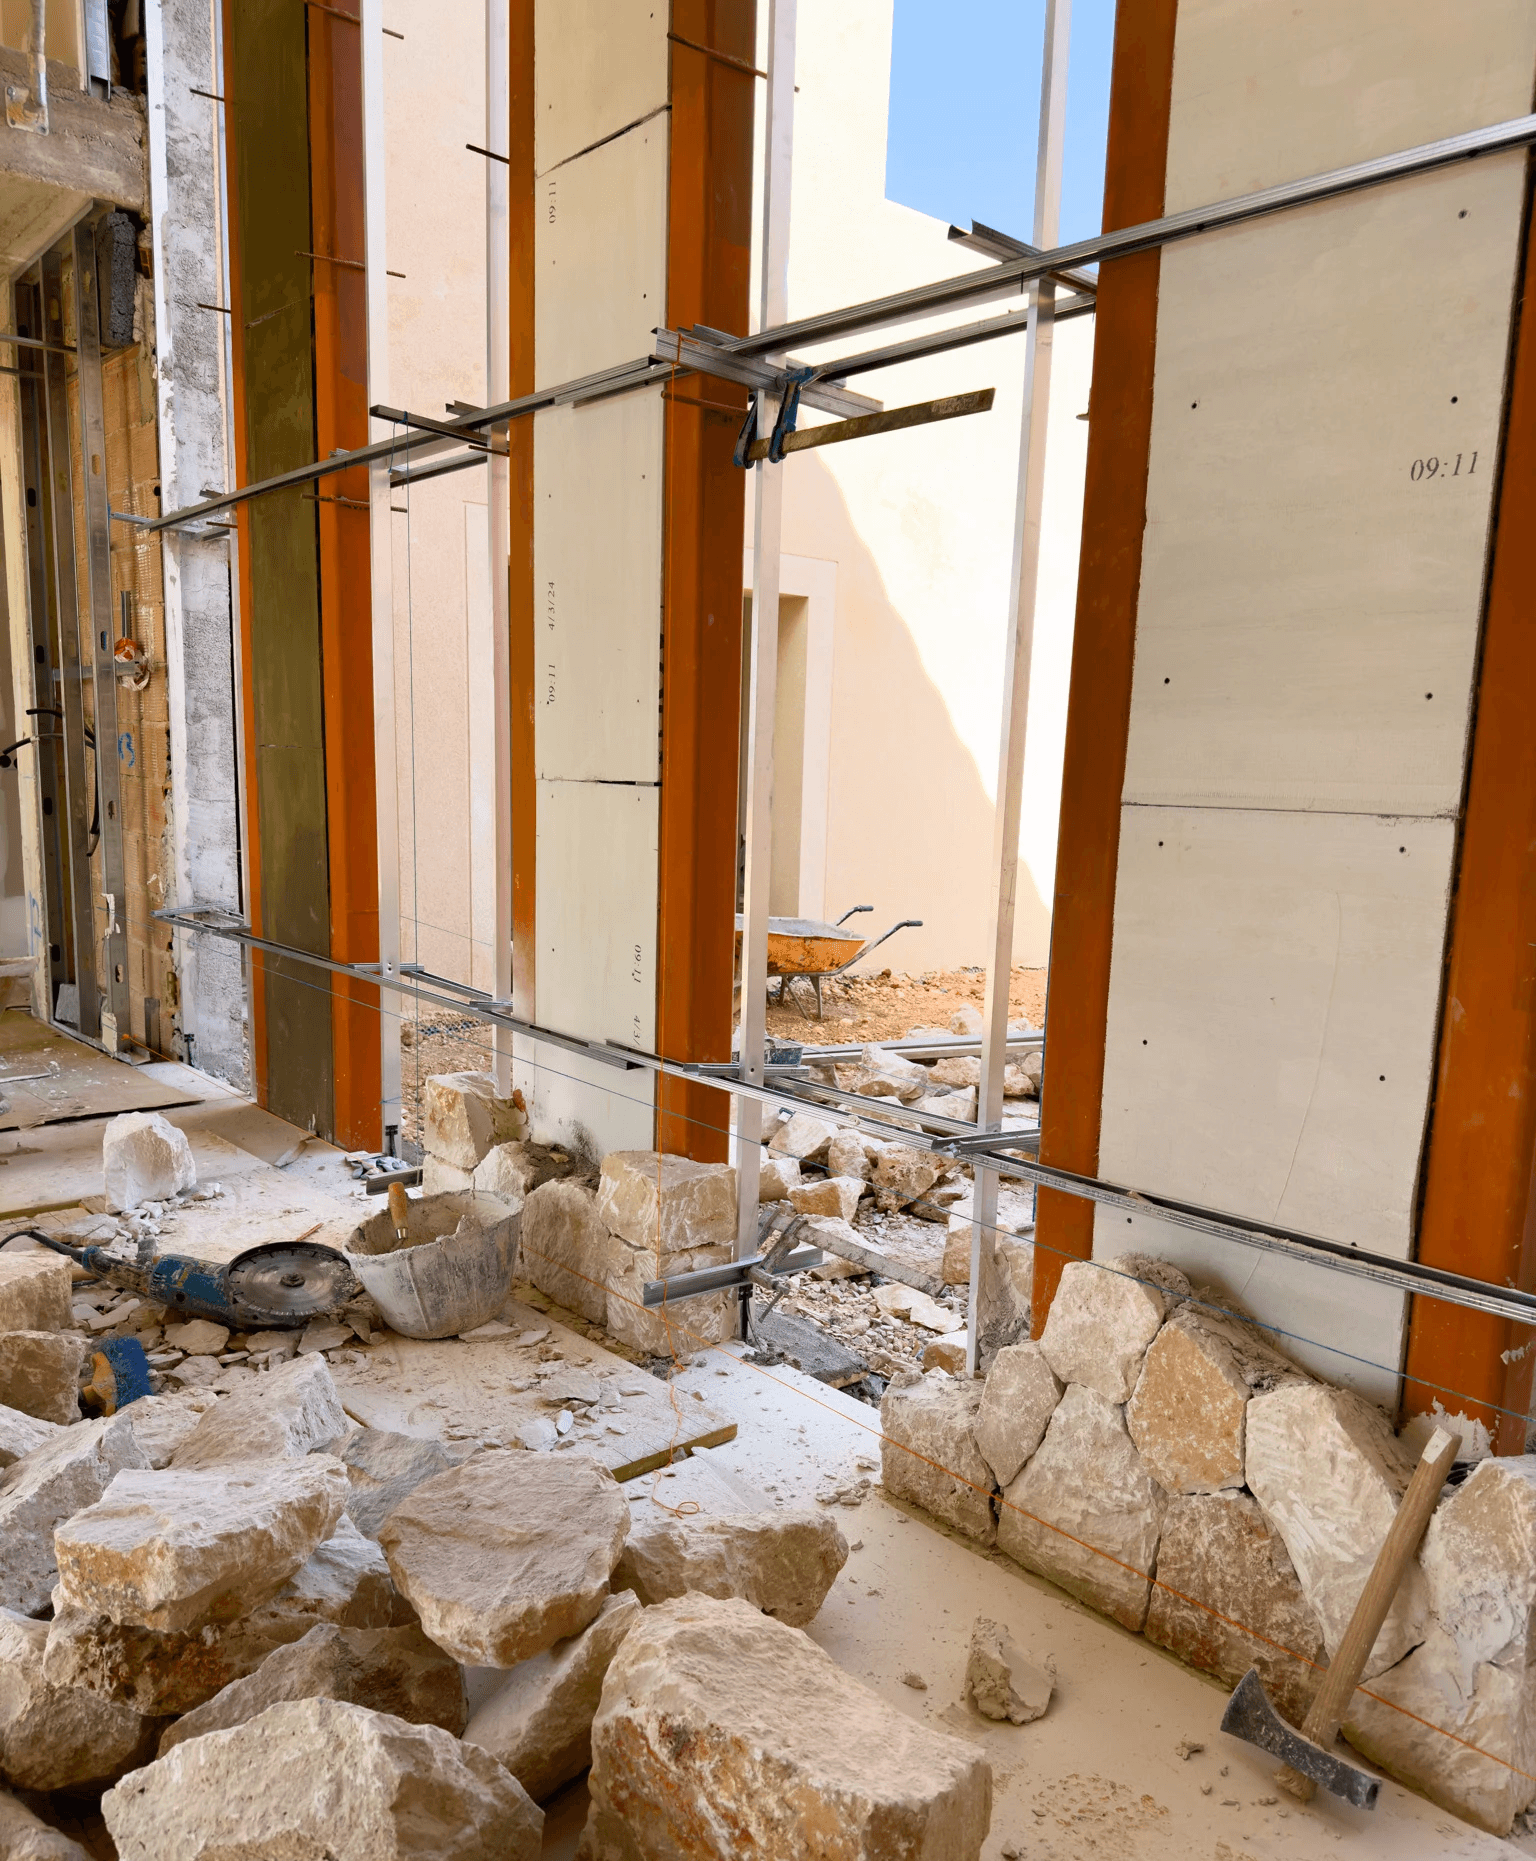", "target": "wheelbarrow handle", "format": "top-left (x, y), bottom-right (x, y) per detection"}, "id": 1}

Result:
top-left (834, 904), bottom-right (874, 926)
